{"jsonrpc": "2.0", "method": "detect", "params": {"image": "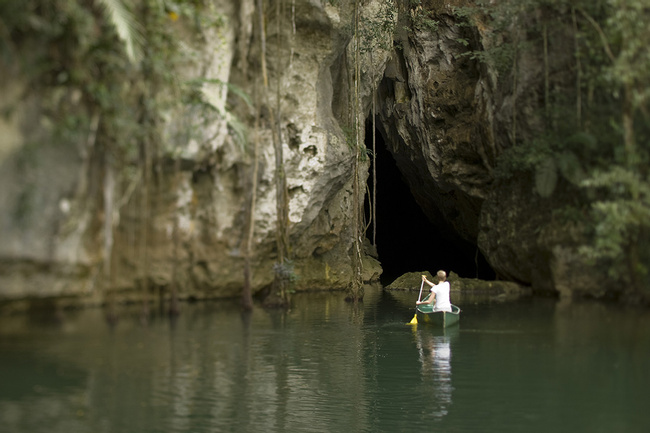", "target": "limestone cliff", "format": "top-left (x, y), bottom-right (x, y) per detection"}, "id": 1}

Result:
top-left (0, 0), bottom-right (389, 307)
top-left (0, 0), bottom-right (633, 309)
